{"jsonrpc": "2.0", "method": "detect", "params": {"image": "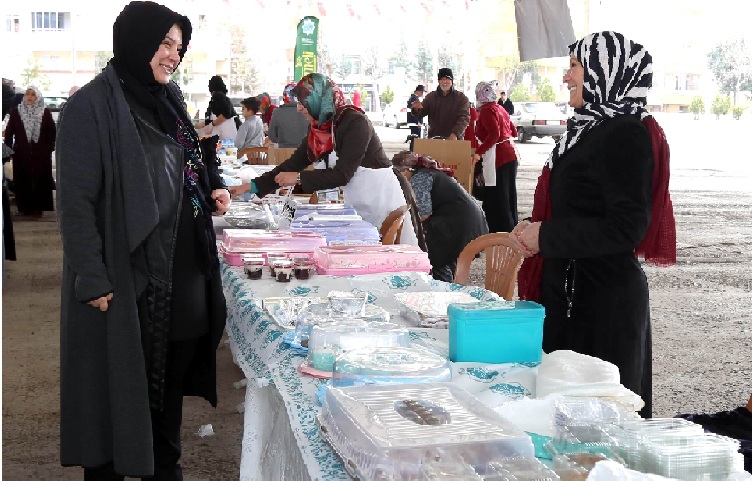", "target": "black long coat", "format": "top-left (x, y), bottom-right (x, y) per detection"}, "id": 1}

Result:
top-left (539, 115), bottom-right (654, 417)
top-left (56, 65), bottom-right (226, 476)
